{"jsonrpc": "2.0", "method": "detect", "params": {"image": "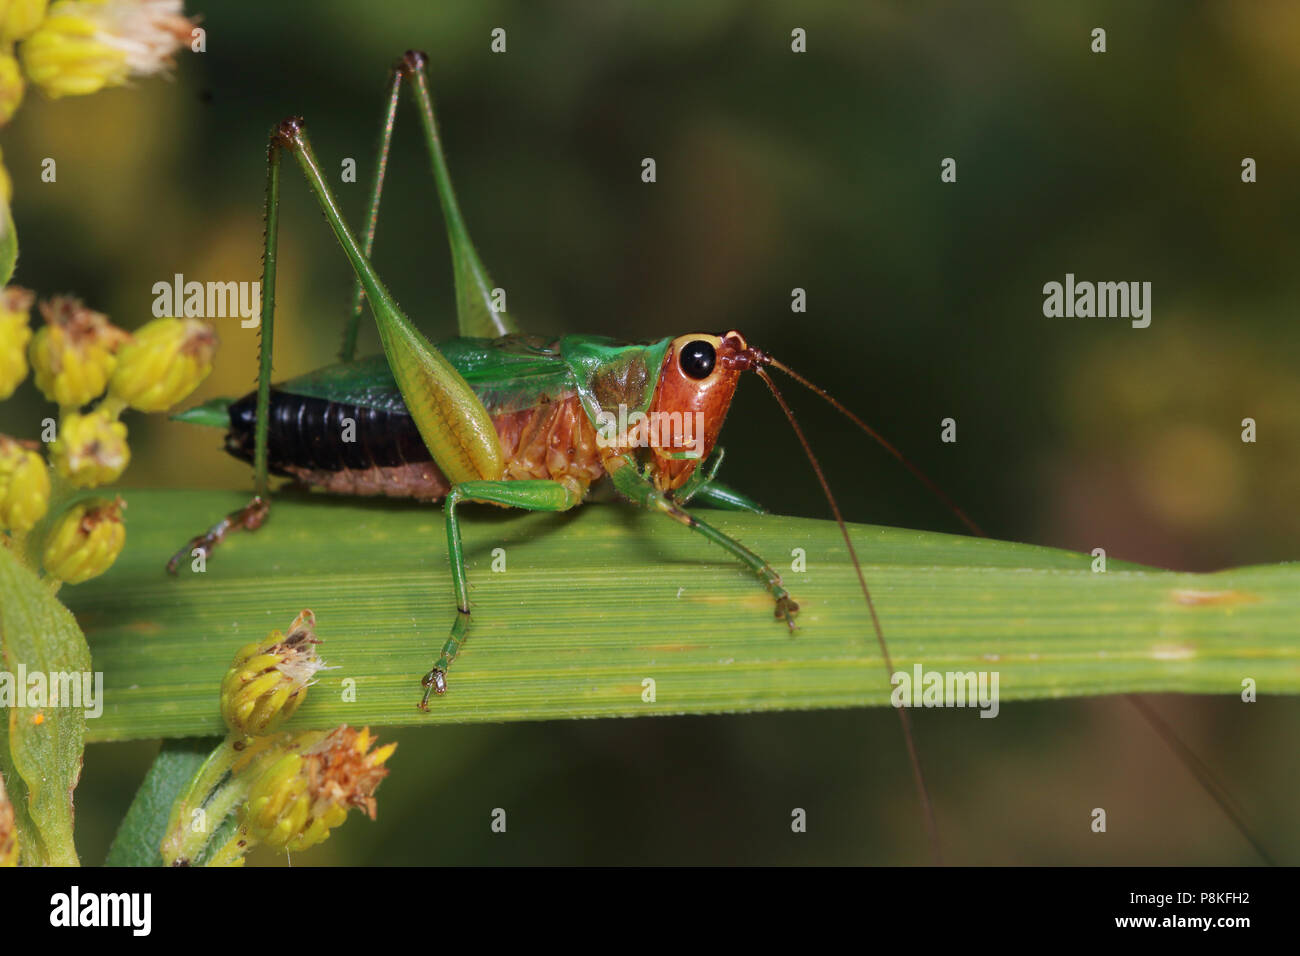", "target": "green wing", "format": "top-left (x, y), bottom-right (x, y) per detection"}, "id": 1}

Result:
top-left (279, 335), bottom-right (573, 417)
